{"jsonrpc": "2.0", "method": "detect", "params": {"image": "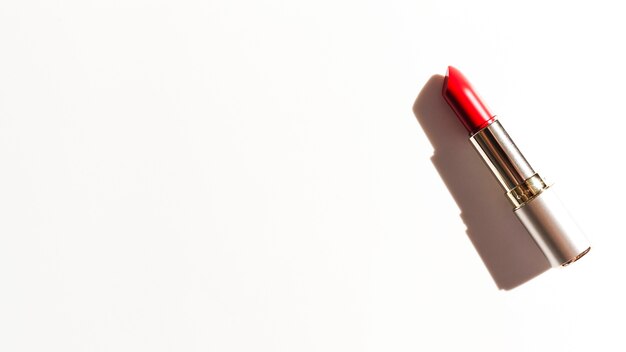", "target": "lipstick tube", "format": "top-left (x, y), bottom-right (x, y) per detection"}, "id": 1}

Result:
top-left (442, 66), bottom-right (590, 267)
